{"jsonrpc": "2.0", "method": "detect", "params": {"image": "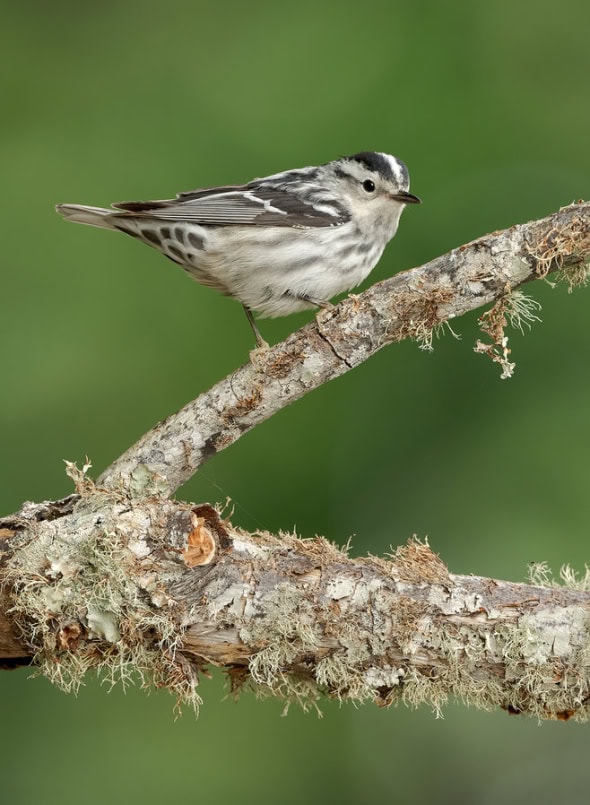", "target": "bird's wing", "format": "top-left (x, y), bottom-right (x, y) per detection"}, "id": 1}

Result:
top-left (112, 185), bottom-right (349, 228)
